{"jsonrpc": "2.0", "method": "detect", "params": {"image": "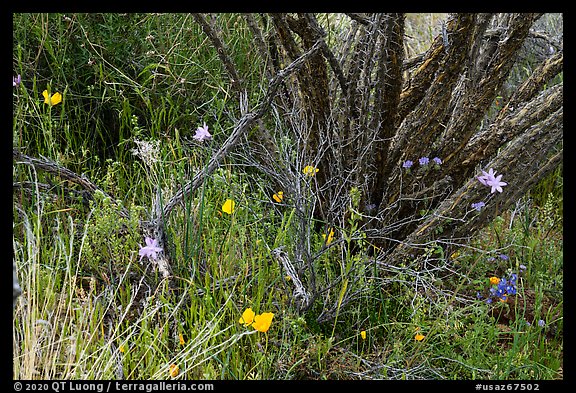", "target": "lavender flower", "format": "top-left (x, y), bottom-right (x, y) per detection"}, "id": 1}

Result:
top-left (477, 168), bottom-right (497, 186)
top-left (13, 75), bottom-right (21, 87)
top-left (486, 174), bottom-right (507, 193)
top-left (402, 160), bottom-right (413, 169)
top-left (538, 319), bottom-right (546, 328)
top-left (478, 167), bottom-right (507, 193)
top-left (418, 157), bottom-right (430, 166)
top-left (139, 237), bottom-right (163, 261)
top-left (432, 157), bottom-right (442, 165)
top-left (471, 201), bottom-right (485, 211)
top-left (193, 122), bottom-right (212, 142)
